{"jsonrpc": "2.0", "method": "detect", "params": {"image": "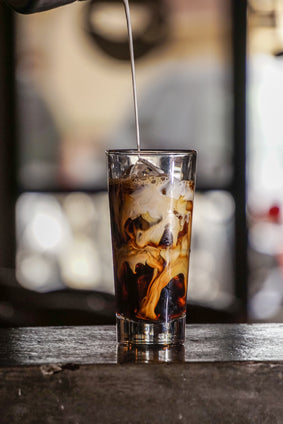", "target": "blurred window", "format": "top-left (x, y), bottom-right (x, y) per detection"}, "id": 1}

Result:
top-left (247, 0), bottom-right (283, 322)
top-left (15, 0), bottom-right (237, 320)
